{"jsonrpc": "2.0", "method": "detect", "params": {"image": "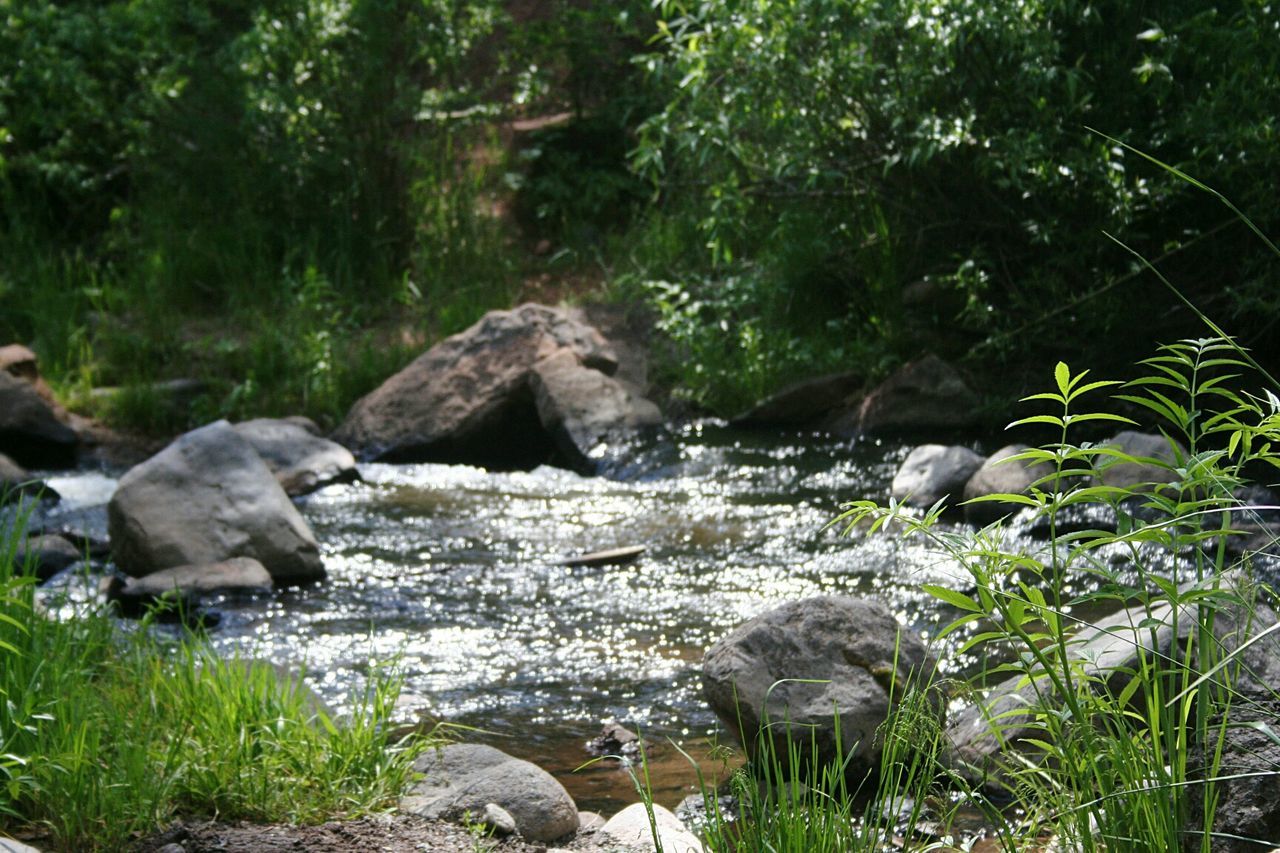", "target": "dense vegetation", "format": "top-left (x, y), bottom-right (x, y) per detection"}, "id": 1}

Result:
top-left (2, 0), bottom-right (1279, 419)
